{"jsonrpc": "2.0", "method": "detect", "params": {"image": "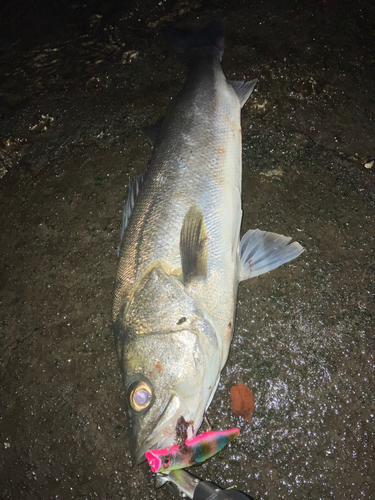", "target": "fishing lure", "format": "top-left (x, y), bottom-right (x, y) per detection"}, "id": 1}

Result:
top-left (145, 427), bottom-right (240, 473)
